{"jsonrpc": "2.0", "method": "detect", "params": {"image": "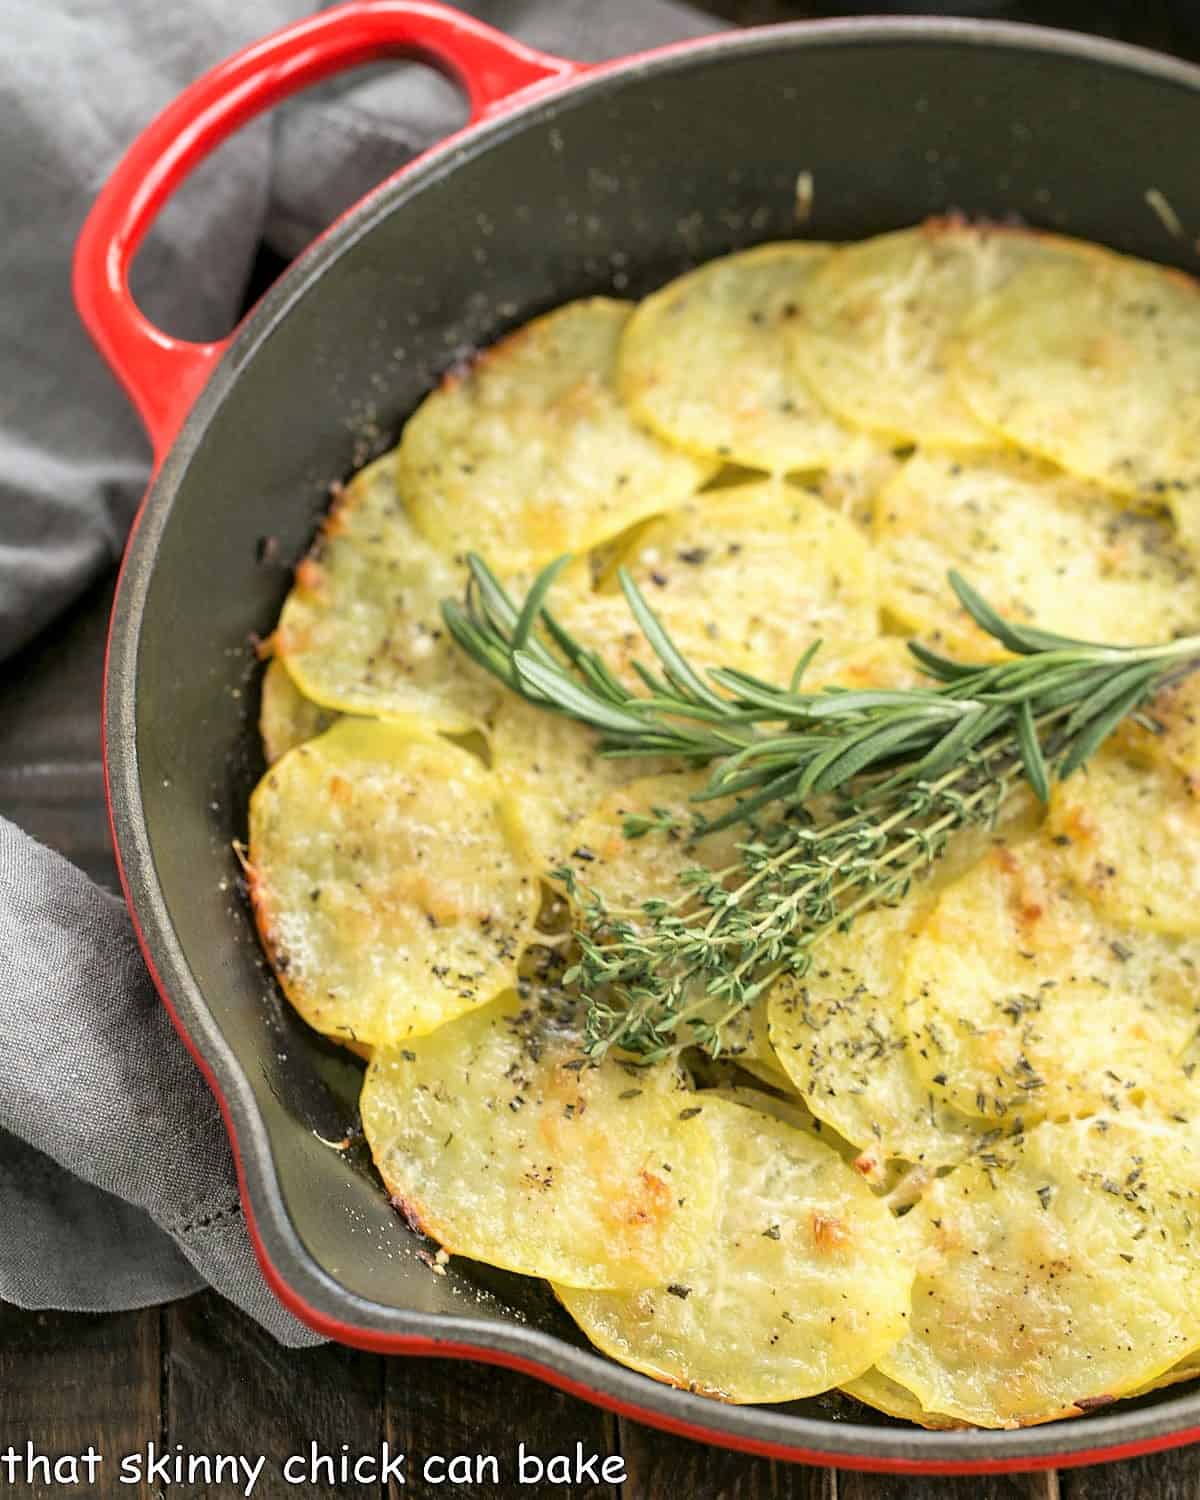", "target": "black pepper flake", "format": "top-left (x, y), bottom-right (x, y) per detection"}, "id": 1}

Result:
top-left (677, 1106), bottom-right (703, 1120)
top-left (666, 1283), bottom-right (691, 1299)
top-left (763, 1224), bottom-right (781, 1240)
